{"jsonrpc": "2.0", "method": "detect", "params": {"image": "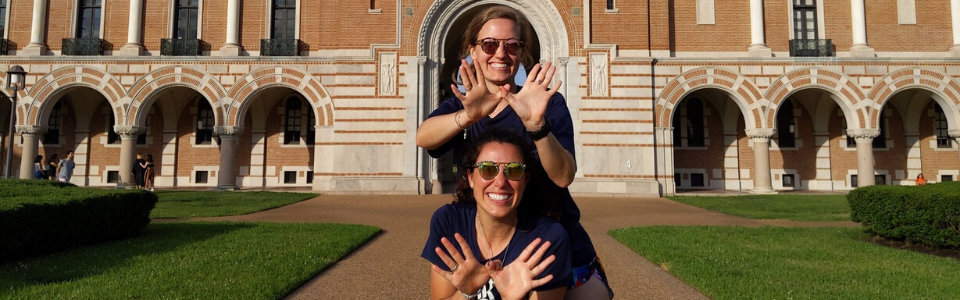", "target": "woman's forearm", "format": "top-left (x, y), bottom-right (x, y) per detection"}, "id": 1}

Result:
top-left (533, 133), bottom-right (576, 188)
top-left (416, 111), bottom-right (470, 150)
